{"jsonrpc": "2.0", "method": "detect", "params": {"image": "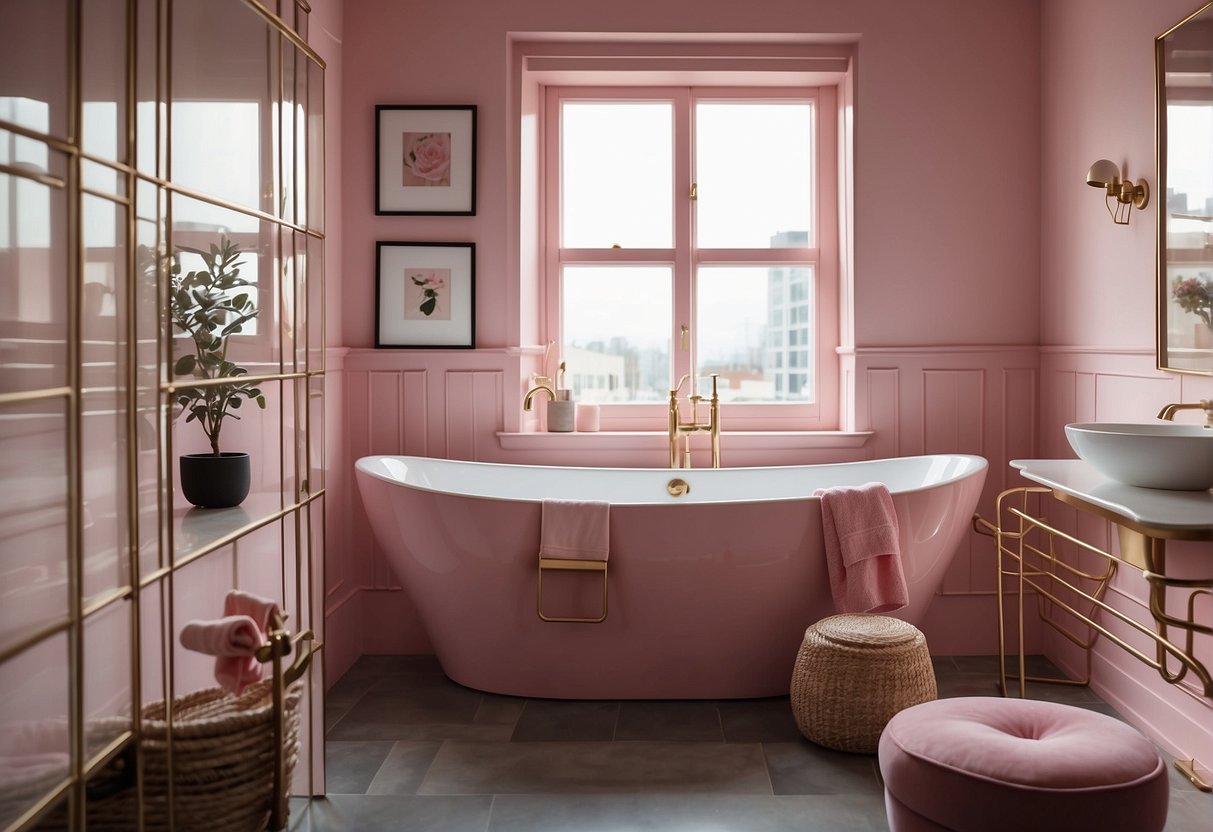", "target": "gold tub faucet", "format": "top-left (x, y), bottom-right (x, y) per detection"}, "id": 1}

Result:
top-left (523, 376), bottom-right (556, 411)
top-left (668, 373), bottom-right (721, 468)
top-left (1156, 399), bottom-right (1213, 427)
